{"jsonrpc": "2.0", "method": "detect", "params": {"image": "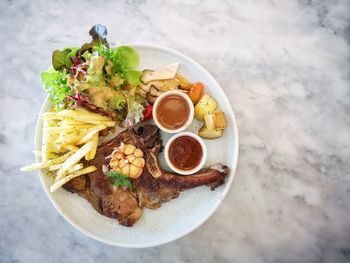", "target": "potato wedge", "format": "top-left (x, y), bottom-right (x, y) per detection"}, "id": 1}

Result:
top-left (50, 166), bottom-right (97, 192)
top-left (198, 124), bottom-right (224, 140)
top-left (176, 73), bottom-right (192, 90)
top-left (204, 111), bottom-right (227, 130)
top-left (194, 94), bottom-right (218, 120)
